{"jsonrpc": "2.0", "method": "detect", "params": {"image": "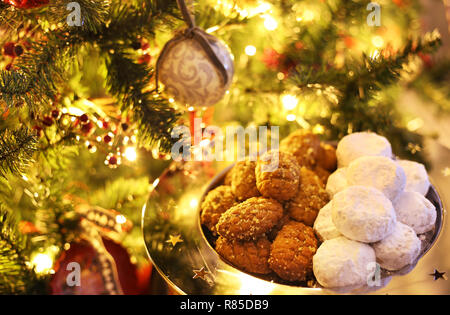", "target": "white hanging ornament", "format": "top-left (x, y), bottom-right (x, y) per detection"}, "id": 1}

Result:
top-left (156, 0), bottom-right (234, 107)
